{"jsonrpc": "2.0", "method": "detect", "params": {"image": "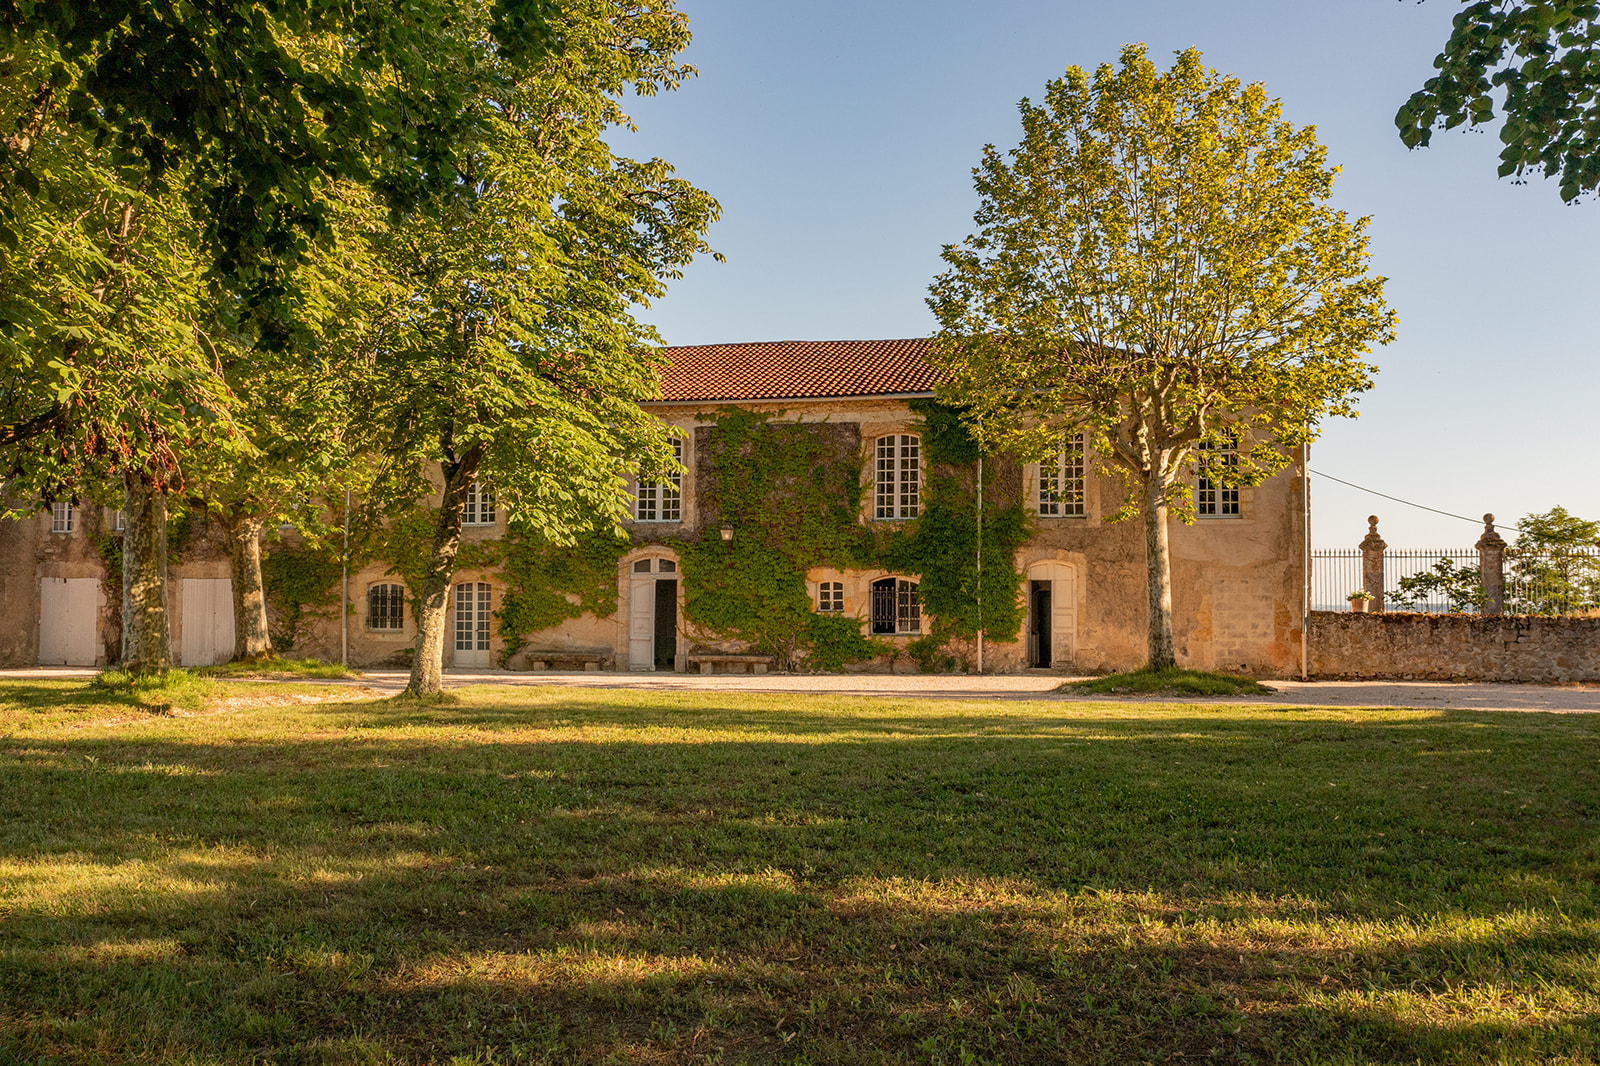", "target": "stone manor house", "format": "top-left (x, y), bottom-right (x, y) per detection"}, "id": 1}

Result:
top-left (2, 339), bottom-right (1307, 675)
